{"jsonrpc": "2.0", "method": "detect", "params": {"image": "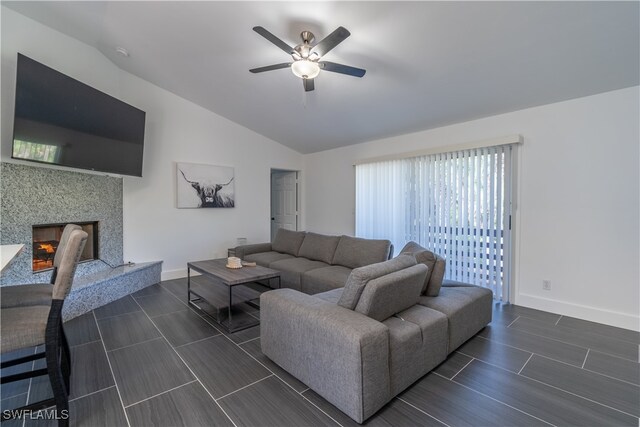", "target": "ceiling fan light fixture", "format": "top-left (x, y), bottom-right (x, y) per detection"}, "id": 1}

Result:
top-left (291, 60), bottom-right (320, 79)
